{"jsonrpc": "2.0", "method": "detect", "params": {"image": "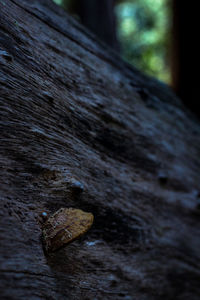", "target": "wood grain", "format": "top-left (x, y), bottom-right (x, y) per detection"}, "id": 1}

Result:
top-left (0, 0), bottom-right (200, 299)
